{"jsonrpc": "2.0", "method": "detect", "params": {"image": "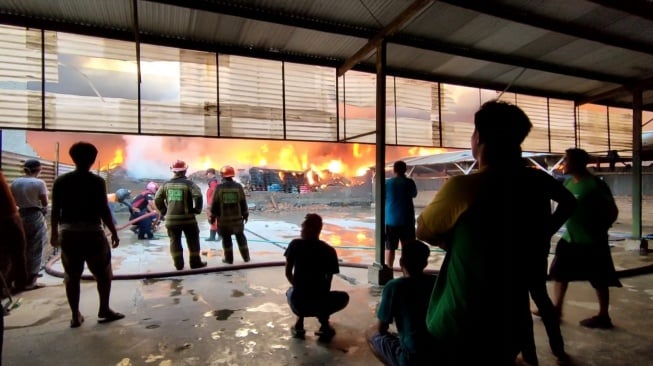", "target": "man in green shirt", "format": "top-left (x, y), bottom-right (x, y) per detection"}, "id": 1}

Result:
top-left (417, 101), bottom-right (572, 365)
top-left (549, 148), bottom-right (621, 329)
